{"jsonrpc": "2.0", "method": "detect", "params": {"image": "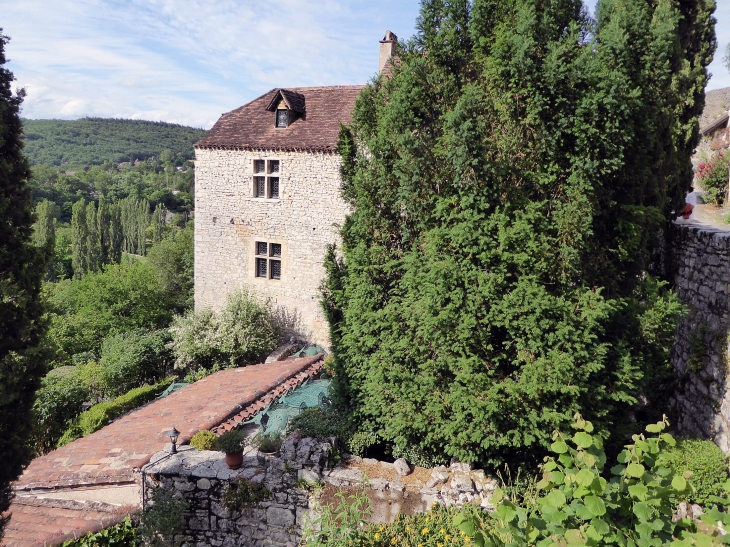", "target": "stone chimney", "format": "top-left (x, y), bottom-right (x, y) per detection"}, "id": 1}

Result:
top-left (379, 30), bottom-right (397, 74)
